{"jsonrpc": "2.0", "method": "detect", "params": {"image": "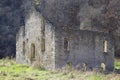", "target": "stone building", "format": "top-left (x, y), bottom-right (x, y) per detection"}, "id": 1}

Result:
top-left (16, 7), bottom-right (115, 71)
